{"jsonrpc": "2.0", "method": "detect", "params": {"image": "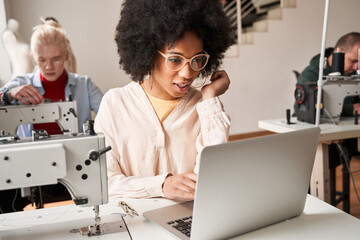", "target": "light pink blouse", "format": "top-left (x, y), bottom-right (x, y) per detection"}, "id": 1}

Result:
top-left (94, 81), bottom-right (230, 198)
